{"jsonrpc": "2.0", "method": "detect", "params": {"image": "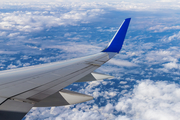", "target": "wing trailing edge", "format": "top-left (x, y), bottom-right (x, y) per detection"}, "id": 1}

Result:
top-left (0, 99), bottom-right (33, 120)
top-left (76, 72), bottom-right (114, 82)
top-left (102, 18), bottom-right (131, 53)
top-left (34, 89), bottom-right (93, 107)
